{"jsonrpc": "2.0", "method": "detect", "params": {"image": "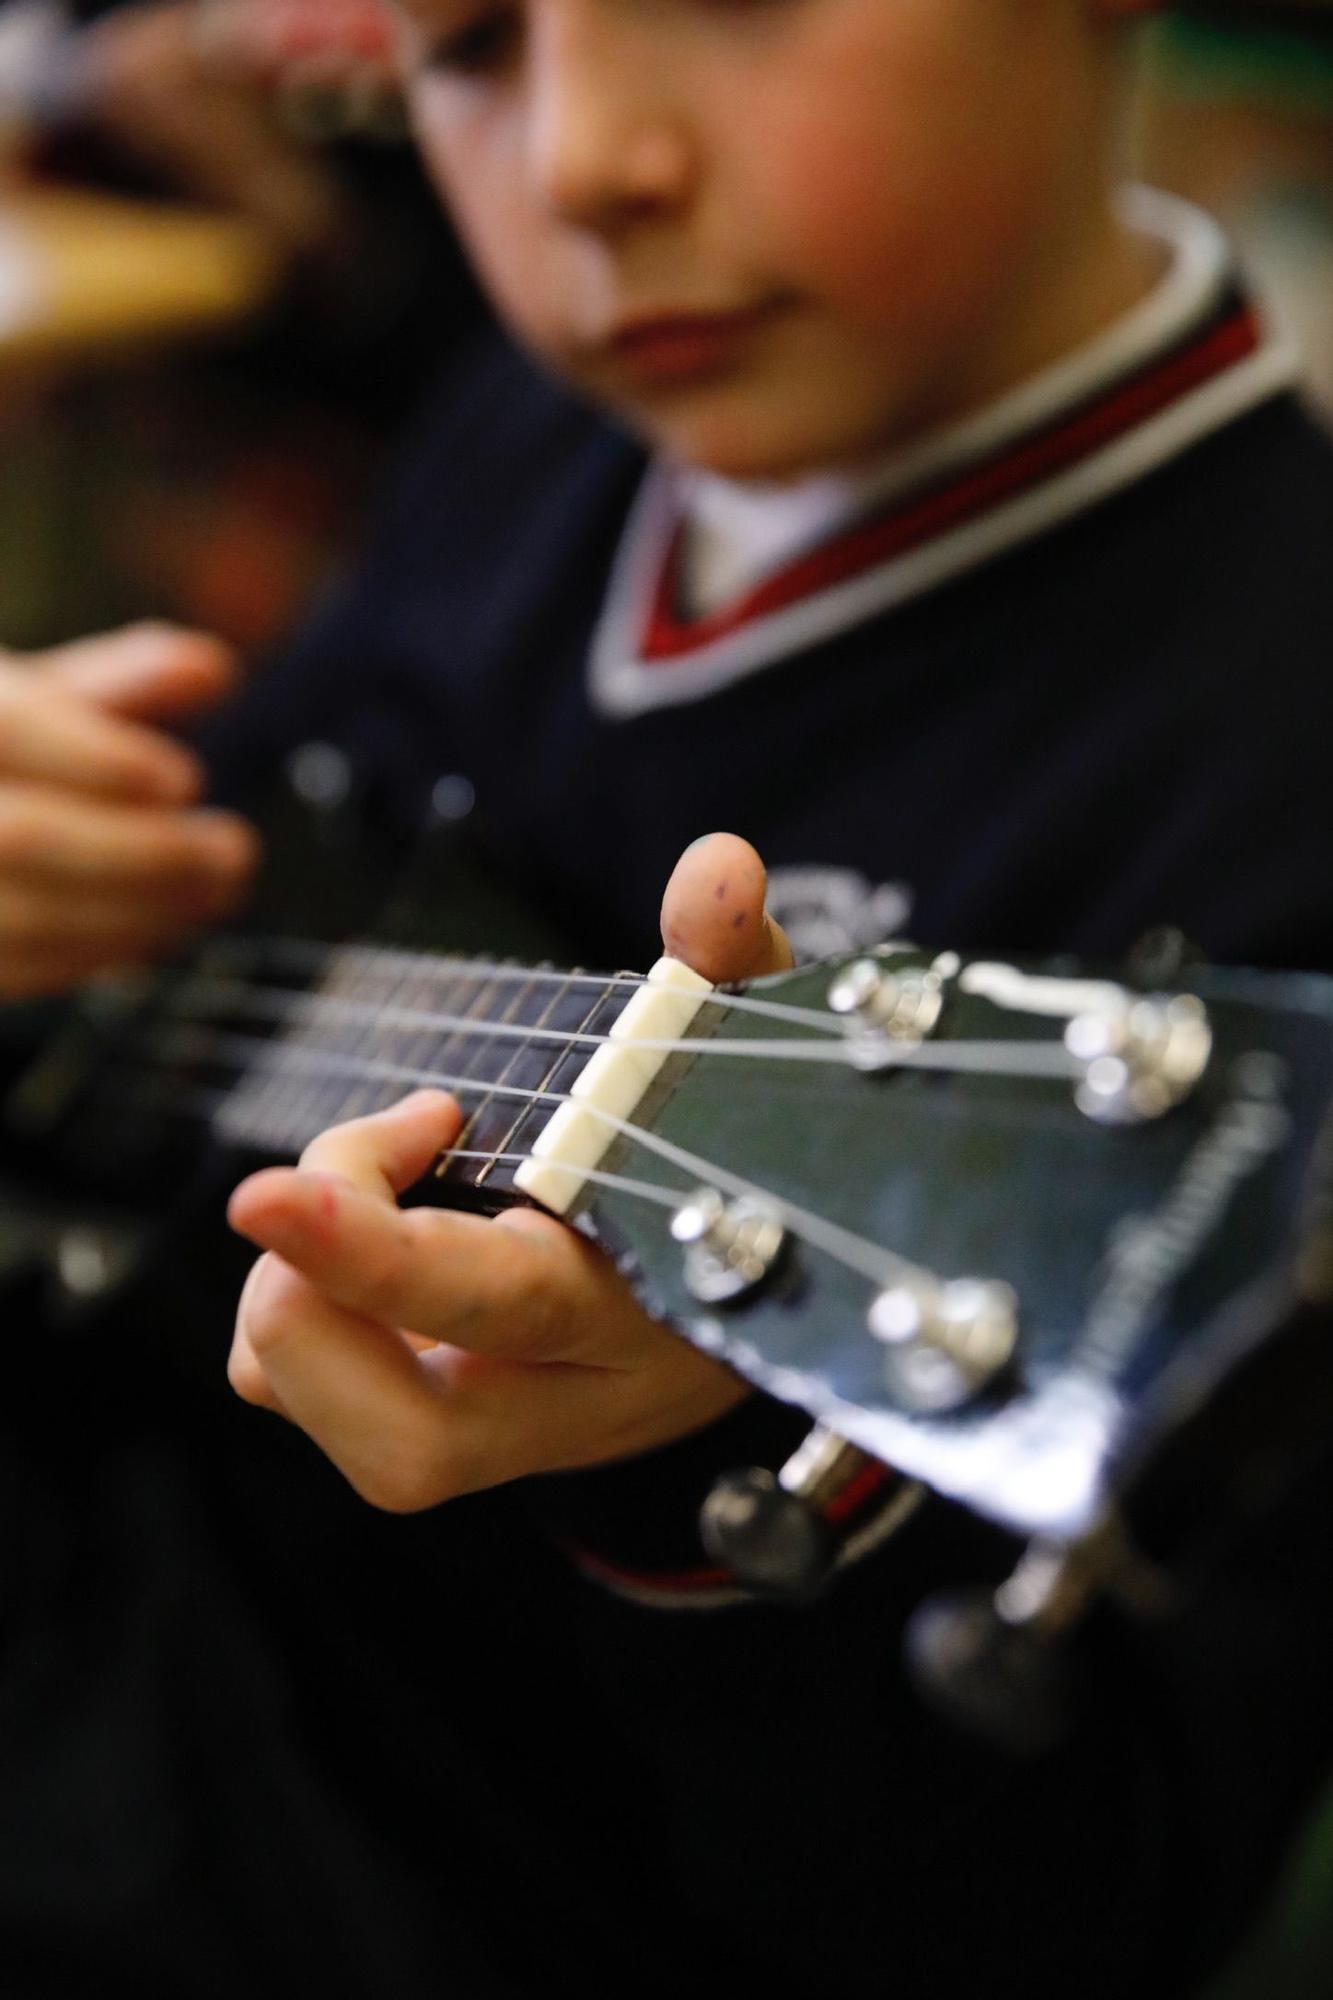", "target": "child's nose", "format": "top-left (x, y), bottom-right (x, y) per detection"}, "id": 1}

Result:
top-left (525, 11), bottom-right (695, 230)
